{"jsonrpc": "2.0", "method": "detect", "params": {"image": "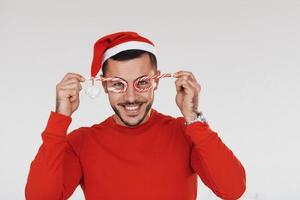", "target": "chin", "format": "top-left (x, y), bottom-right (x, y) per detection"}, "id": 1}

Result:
top-left (112, 100), bottom-right (153, 127)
